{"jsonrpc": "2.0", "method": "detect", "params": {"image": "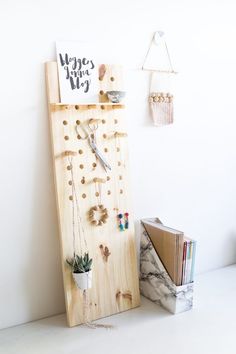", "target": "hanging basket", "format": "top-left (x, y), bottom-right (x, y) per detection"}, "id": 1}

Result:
top-left (149, 92), bottom-right (174, 126)
top-left (73, 270), bottom-right (92, 290)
